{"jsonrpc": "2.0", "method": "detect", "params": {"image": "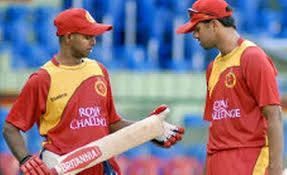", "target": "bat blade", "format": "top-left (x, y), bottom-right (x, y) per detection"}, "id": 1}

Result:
top-left (51, 115), bottom-right (165, 175)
